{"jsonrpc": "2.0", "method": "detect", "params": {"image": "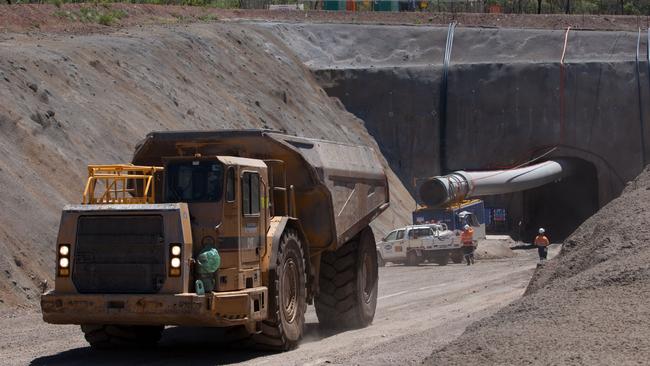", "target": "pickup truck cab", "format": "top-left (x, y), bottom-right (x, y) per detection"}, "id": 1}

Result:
top-left (377, 224), bottom-right (460, 266)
